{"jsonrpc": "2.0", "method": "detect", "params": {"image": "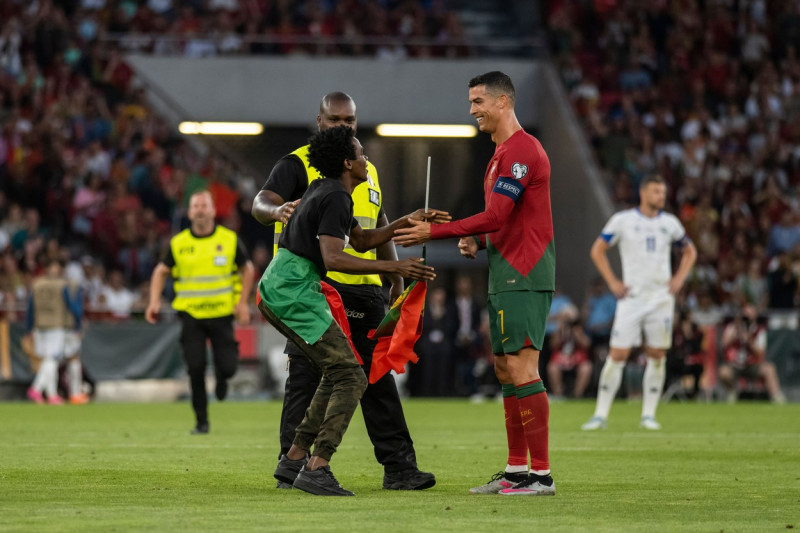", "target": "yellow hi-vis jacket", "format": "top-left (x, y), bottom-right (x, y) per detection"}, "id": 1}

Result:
top-left (170, 225), bottom-right (240, 319)
top-left (273, 144), bottom-right (383, 286)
